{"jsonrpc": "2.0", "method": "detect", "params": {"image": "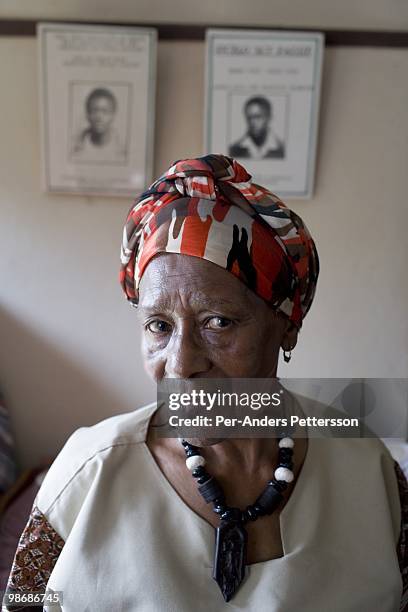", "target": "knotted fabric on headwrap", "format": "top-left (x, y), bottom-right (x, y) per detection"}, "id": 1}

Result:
top-left (119, 154), bottom-right (319, 329)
